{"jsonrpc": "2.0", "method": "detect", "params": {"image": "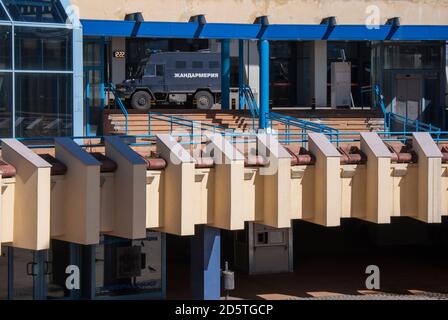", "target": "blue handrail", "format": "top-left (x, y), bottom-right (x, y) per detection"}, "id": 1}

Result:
top-left (108, 83), bottom-right (129, 134)
top-left (147, 111), bottom-right (233, 136)
top-left (268, 112), bottom-right (339, 146)
top-left (374, 84), bottom-right (440, 135)
top-left (241, 85), bottom-right (259, 130)
top-left (5, 129), bottom-right (448, 152)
